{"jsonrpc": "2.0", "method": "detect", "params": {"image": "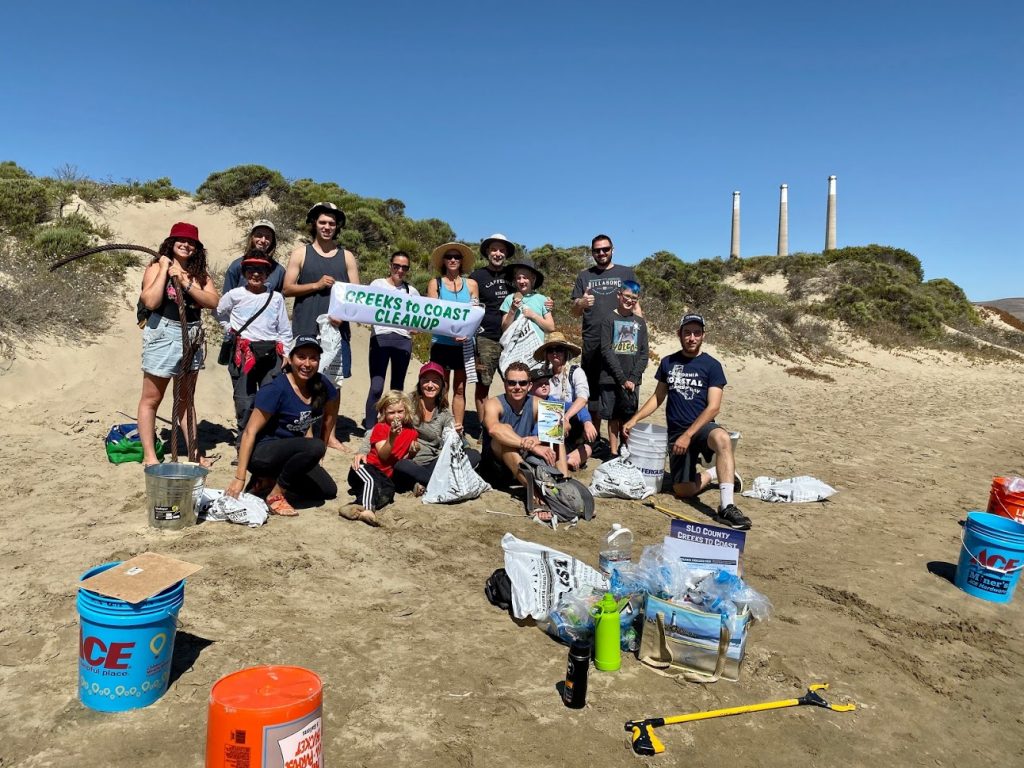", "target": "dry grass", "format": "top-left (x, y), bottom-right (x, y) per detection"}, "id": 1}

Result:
top-left (785, 365), bottom-right (836, 382)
